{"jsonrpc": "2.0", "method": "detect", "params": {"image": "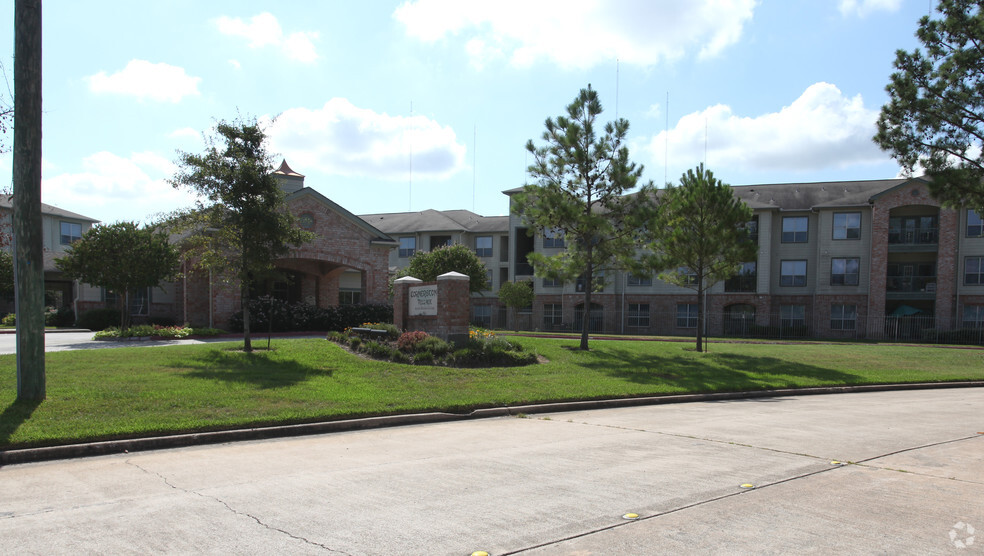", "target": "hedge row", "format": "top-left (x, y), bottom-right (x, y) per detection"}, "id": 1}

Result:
top-left (229, 299), bottom-right (393, 332)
